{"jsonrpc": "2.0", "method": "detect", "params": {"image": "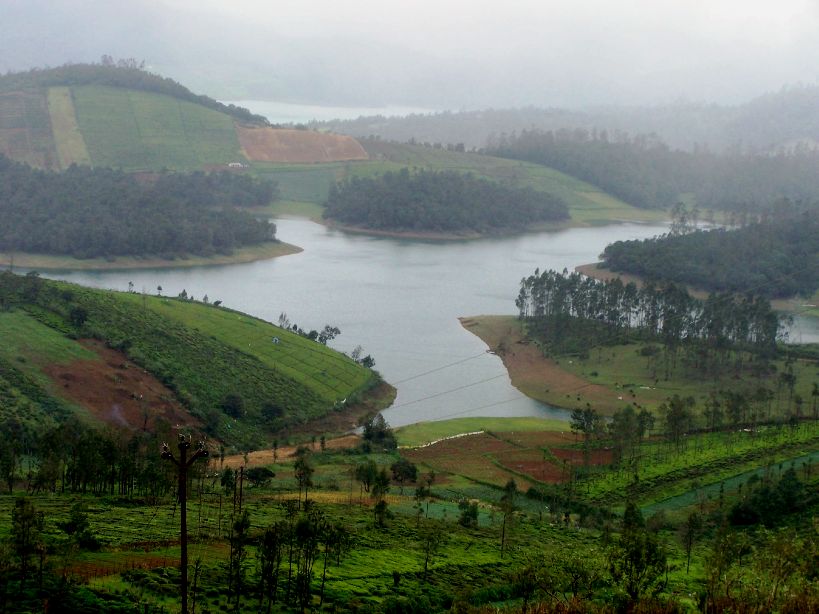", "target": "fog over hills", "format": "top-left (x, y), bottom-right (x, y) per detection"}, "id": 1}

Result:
top-left (316, 85), bottom-right (819, 152)
top-left (4, 0), bottom-right (819, 111)
top-left (3, 1), bottom-right (819, 152)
